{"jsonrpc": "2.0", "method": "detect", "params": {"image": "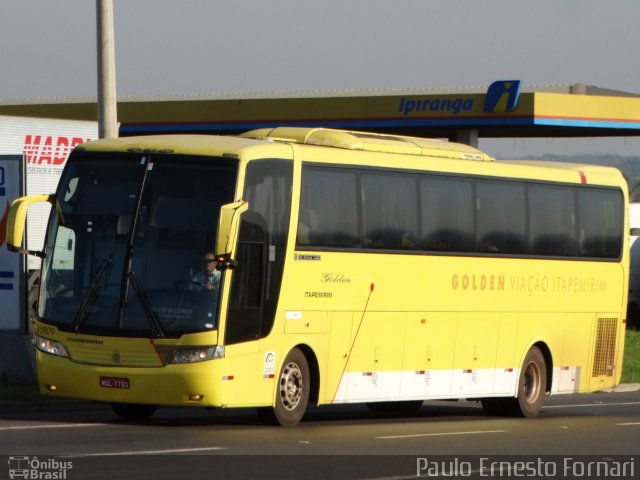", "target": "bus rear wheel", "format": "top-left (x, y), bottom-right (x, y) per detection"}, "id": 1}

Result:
top-left (257, 348), bottom-right (310, 427)
top-left (111, 403), bottom-right (157, 420)
top-left (513, 346), bottom-right (547, 417)
top-left (481, 346), bottom-right (546, 417)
